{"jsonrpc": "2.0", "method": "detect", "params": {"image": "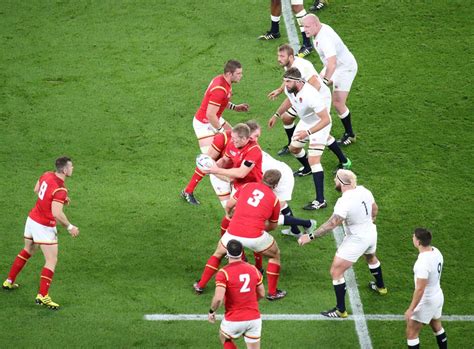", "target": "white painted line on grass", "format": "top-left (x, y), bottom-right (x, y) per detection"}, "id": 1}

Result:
top-left (332, 226), bottom-right (373, 349)
top-left (281, 0), bottom-right (300, 52)
top-left (144, 314), bottom-right (474, 322)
